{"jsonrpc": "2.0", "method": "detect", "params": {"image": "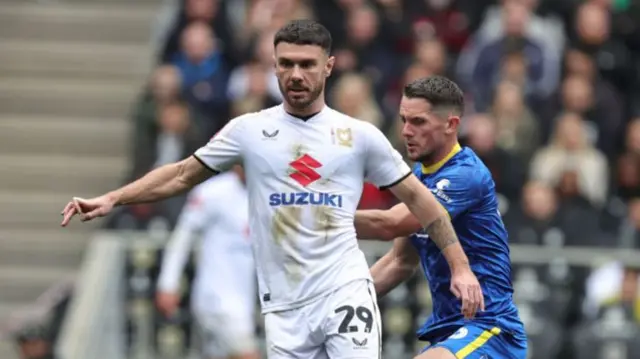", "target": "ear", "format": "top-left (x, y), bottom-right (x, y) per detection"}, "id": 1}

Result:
top-left (325, 56), bottom-right (335, 77)
top-left (446, 116), bottom-right (461, 134)
top-left (272, 54), bottom-right (277, 71)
